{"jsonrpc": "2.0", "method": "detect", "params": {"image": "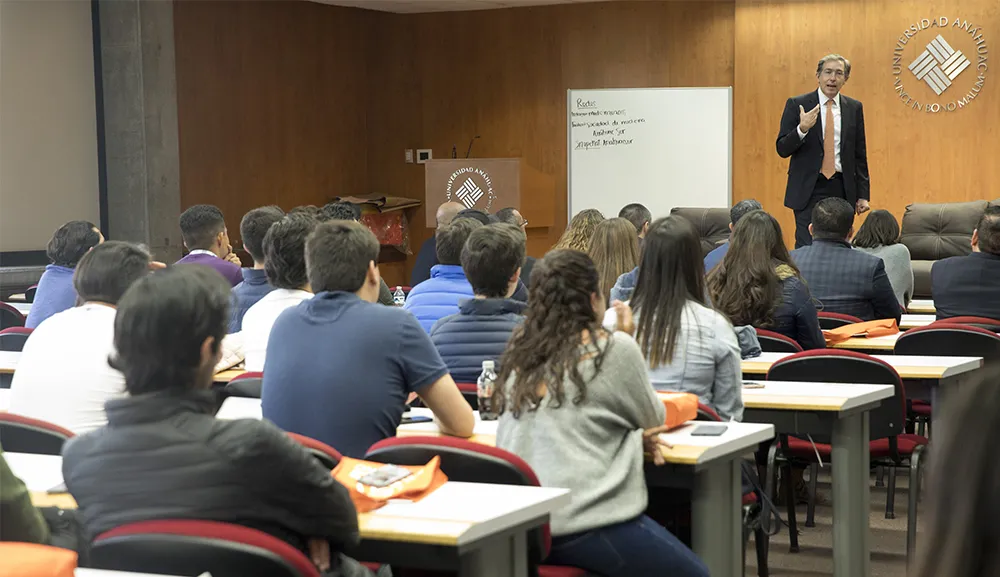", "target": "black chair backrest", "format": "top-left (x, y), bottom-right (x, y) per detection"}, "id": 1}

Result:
top-left (24, 286), bottom-right (37, 303)
top-left (0, 419), bottom-right (71, 455)
top-left (0, 304), bottom-right (25, 330)
top-left (224, 378), bottom-right (262, 399)
top-left (90, 534), bottom-right (305, 577)
top-left (0, 331), bottom-right (31, 352)
top-left (768, 351), bottom-right (905, 442)
top-left (897, 324), bottom-right (1000, 385)
top-left (817, 313), bottom-right (864, 330)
